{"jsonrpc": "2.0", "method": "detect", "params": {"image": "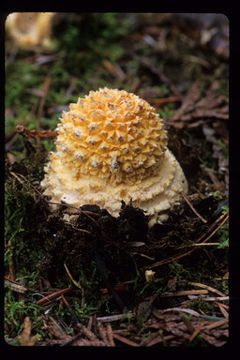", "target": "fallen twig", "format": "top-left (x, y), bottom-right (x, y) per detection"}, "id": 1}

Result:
top-left (43, 315), bottom-right (71, 340)
top-left (146, 334), bottom-right (175, 347)
top-left (191, 242), bottom-right (220, 246)
top-left (17, 317), bottom-right (37, 346)
top-left (188, 281), bottom-right (226, 297)
top-left (113, 333), bottom-right (139, 347)
top-left (182, 193), bottom-right (207, 223)
top-left (189, 321), bottom-right (205, 343)
top-left (106, 324), bottom-right (115, 346)
top-left (60, 333), bottom-right (82, 347)
top-left (64, 262), bottom-right (84, 294)
top-left (87, 316), bottom-right (93, 331)
top-left (161, 307), bottom-right (201, 317)
top-left (61, 295), bottom-right (80, 324)
top-left (71, 338), bottom-right (106, 346)
top-left (96, 313), bottom-right (133, 322)
top-left (77, 323), bottom-right (98, 341)
top-left (4, 277), bottom-right (28, 294)
top-left (46, 339), bottom-right (66, 345)
top-left (97, 322), bottom-right (110, 346)
top-left (37, 288), bottom-right (71, 305)
top-left (169, 81), bottom-right (201, 121)
top-left (217, 302), bottom-right (229, 319)
top-left (16, 124), bottom-right (57, 139)
top-left (164, 289), bottom-right (208, 297)
top-left (205, 319), bottom-right (228, 330)
top-left (145, 210), bottom-right (229, 270)
top-left (148, 96), bottom-right (181, 107)
top-left (199, 296), bottom-right (229, 302)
